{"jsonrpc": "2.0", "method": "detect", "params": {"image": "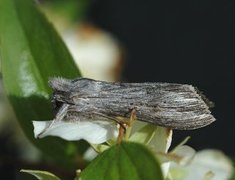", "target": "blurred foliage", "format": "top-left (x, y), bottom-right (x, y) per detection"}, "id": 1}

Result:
top-left (41, 0), bottom-right (91, 24)
top-left (0, 0), bottom-right (82, 169)
top-left (232, 160), bottom-right (235, 180)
